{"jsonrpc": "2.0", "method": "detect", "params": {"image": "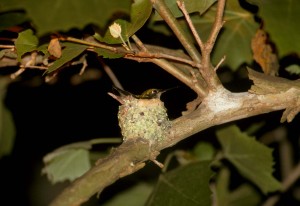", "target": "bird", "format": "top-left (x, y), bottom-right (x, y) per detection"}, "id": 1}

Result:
top-left (111, 86), bottom-right (176, 100)
top-left (108, 85), bottom-right (175, 144)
